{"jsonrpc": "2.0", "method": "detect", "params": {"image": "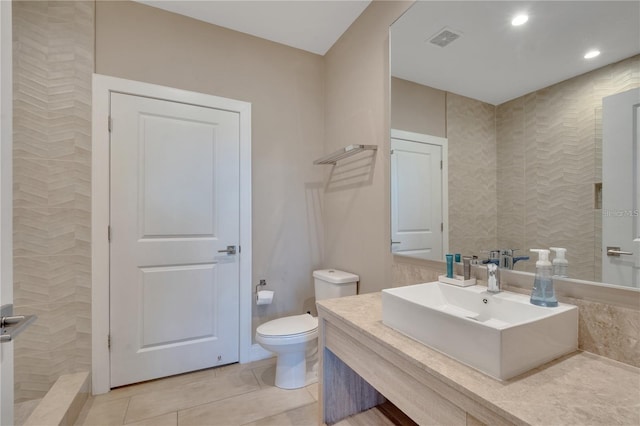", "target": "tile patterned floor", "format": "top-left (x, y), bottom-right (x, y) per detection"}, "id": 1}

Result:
top-left (74, 358), bottom-right (321, 426)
